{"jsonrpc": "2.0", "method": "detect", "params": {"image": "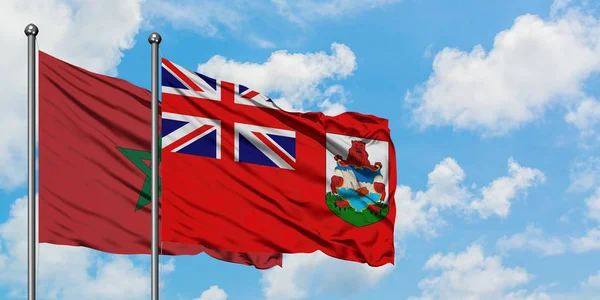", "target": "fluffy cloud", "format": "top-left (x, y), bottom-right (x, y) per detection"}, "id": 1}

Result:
top-left (503, 290), bottom-right (553, 300)
top-left (570, 187), bottom-right (600, 253)
top-left (0, 195), bottom-right (175, 299)
top-left (394, 158), bottom-right (467, 238)
top-left (260, 251), bottom-right (394, 300)
top-left (197, 43), bottom-right (357, 112)
top-left (571, 228), bottom-right (600, 253)
top-left (317, 85), bottom-right (348, 116)
top-left (395, 157), bottom-right (545, 238)
top-left (406, 3), bottom-right (600, 136)
top-left (581, 270), bottom-right (600, 289)
top-left (568, 157), bottom-right (600, 193)
top-left (272, 0), bottom-right (402, 25)
top-left (585, 188), bottom-right (600, 222)
top-left (565, 98), bottom-right (600, 136)
top-left (248, 35), bottom-right (277, 49)
top-left (496, 225), bottom-right (566, 256)
top-left (469, 158), bottom-right (546, 218)
top-left (394, 184), bottom-right (445, 239)
top-left (0, 0), bottom-right (144, 189)
top-left (409, 244), bottom-right (548, 300)
top-left (194, 285), bottom-right (228, 300)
